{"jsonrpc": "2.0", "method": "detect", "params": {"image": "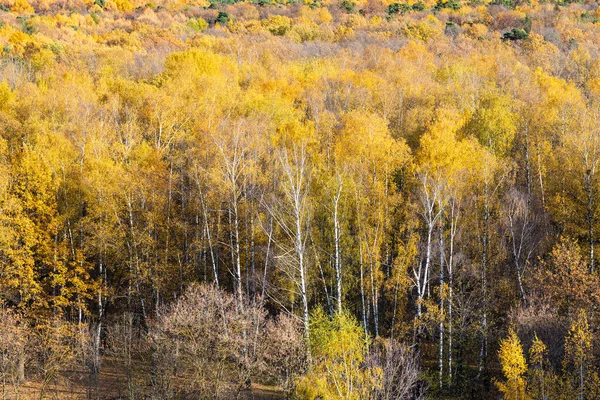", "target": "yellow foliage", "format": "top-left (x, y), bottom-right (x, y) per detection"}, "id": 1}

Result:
top-left (114, 0), bottom-right (133, 12)
top-left (495, 328), bottom-right (528, 400)
top-left (464, 91), bottom-right (517, 156)
top-left (529, 334), bottom-right (547, 368)
top-left (370, 15), bottom-right (383, 27)
top-left (0, 81), bottom-right (14, 112)
top-left (295, 309), bottom-right (381, 399)
top-left (262, 15), bottom-right (293, 36)
top-left (317, 7), bottom-right (333, 24)
top-left (11, 0), bottom-right (34, 13)
top-left (464, 22), bottom-right (488, 39)
top-left (403, 17), bottom-right (442, 41)
top-left (30, 47), bottom-right (55, 70)
top-left (298, 5), bottom-right (332, 24)
top-left (564, 309), bottom-right (592, 370)
top-left (334, 24), bottom-right (354, 41)
top-left (418, 108), bottom-right (484, 188)
top-left (244, 19), bottom-right (266, 35)
top-left (338, 110), bottom-right (410, 173)
top-left (288, 22), bottom-right (331, 43)
top-left (345, 14), bottom-right (367, 29)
